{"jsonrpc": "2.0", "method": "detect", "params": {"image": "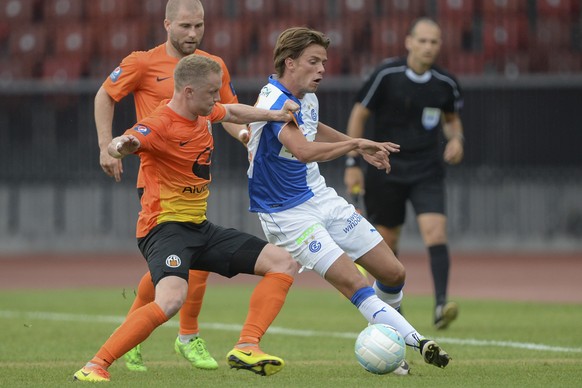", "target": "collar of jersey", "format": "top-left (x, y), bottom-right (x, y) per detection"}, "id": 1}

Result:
top-left (268, 75), bottom-right (301, 104)
top-left (405, 68), bottom-right (432, 84)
